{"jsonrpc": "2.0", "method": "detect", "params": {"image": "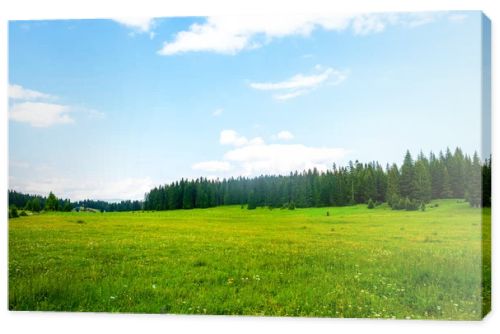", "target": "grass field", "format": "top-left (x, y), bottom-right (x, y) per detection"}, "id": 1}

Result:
top-left (9, 199), bottom-right (490, 319)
